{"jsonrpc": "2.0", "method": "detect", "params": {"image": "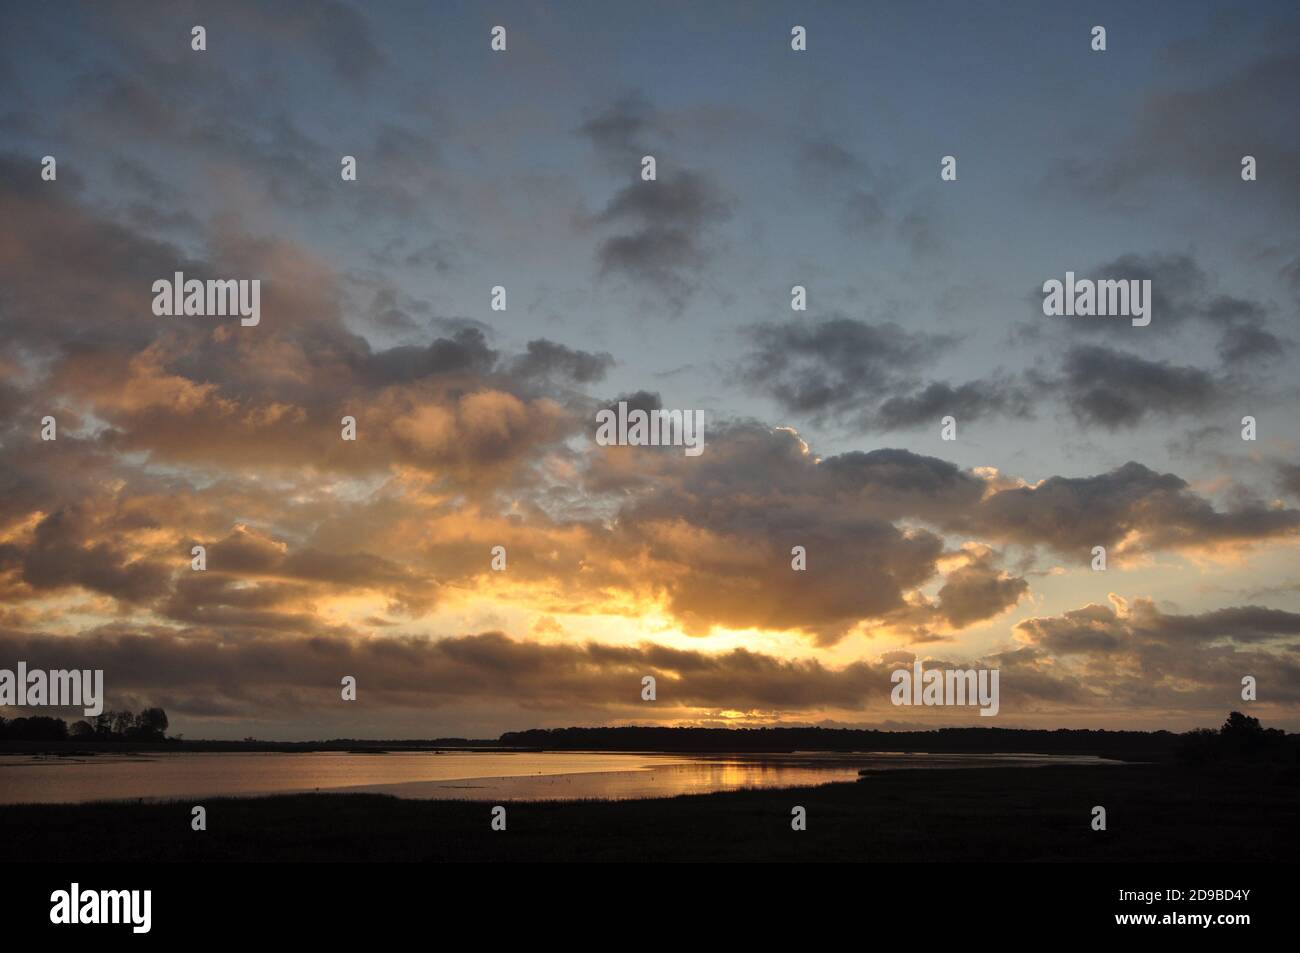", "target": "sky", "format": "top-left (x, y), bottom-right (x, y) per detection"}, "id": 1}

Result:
top-left (1, 0), bottom-right (1298, 739)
